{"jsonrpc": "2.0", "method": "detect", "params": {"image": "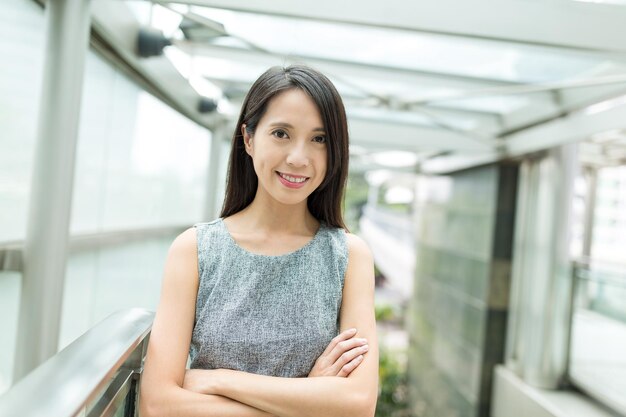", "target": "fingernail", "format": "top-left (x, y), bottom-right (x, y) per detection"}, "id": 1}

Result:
top-left (348, 328), bottom-right (357, 333)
